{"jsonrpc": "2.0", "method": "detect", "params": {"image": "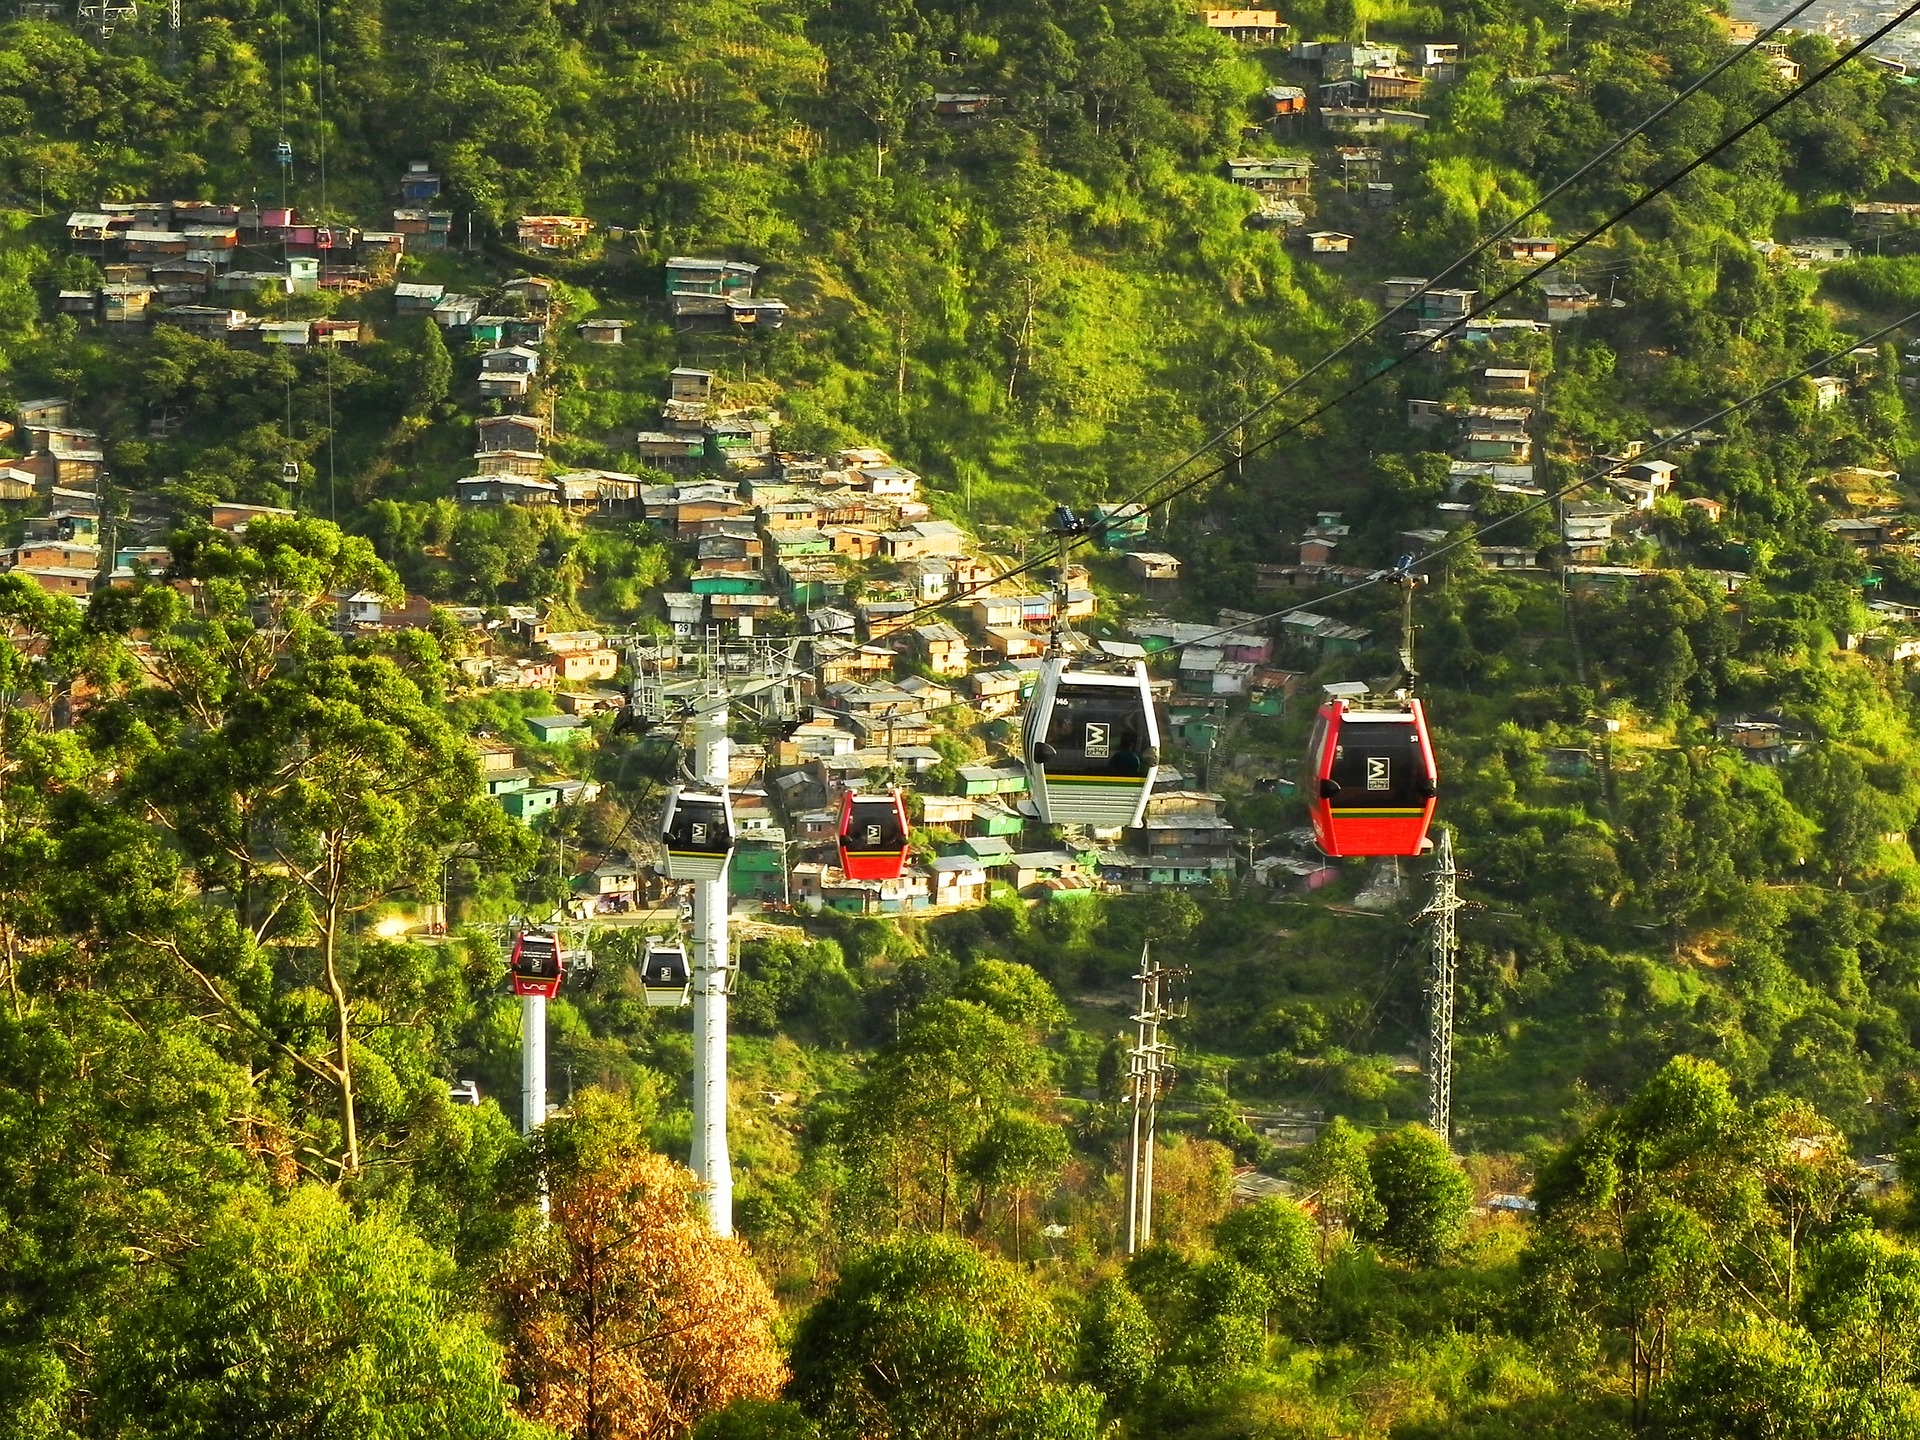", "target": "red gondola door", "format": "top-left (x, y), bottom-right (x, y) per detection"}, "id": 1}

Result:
top-left (1307, 699), bottom-right (1437, 857)
top-left (838, 790), bottom-right (911, 881)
